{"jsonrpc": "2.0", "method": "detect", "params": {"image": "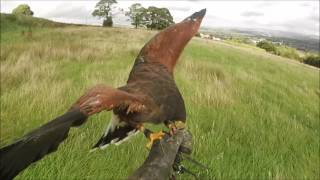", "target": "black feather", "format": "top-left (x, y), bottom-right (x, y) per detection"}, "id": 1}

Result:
top-left (0, 109), bottom-right (87, 180)
top-left (92, 124), bottom-right (137, 149)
